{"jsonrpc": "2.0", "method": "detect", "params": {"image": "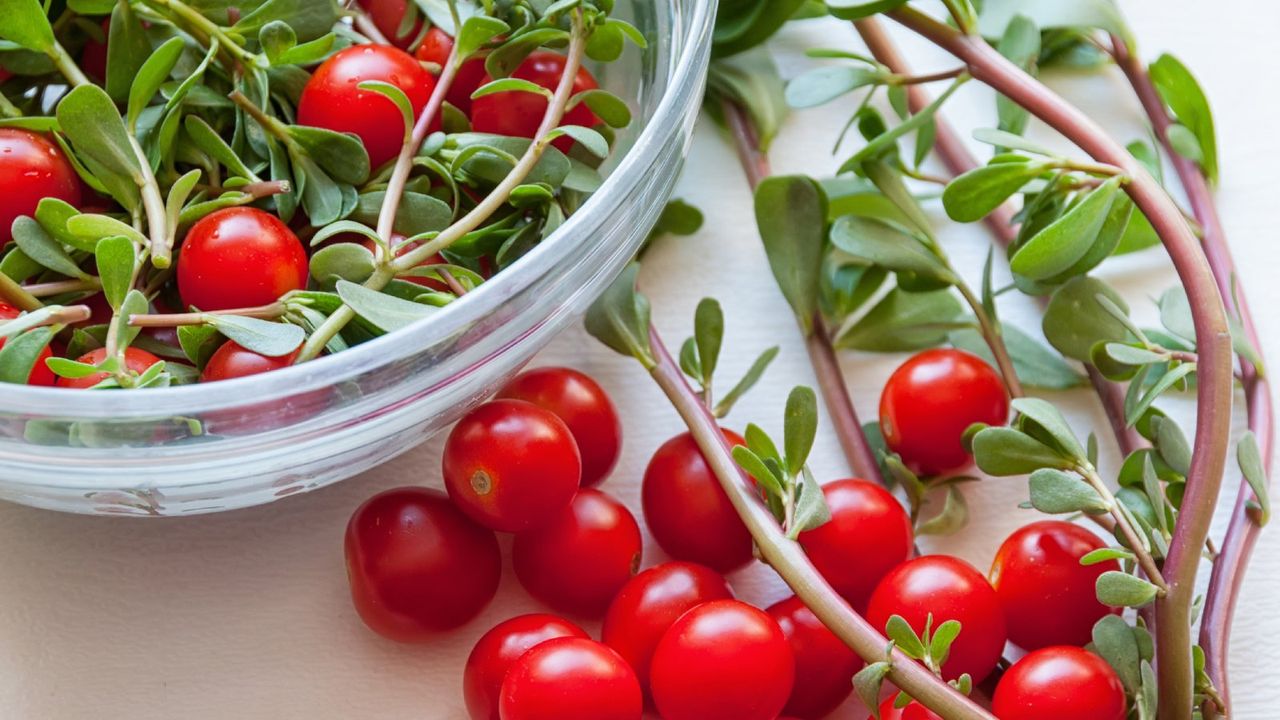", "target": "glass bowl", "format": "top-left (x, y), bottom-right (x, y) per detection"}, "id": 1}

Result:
top-left (0, 0), bottom-right (714, 516)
